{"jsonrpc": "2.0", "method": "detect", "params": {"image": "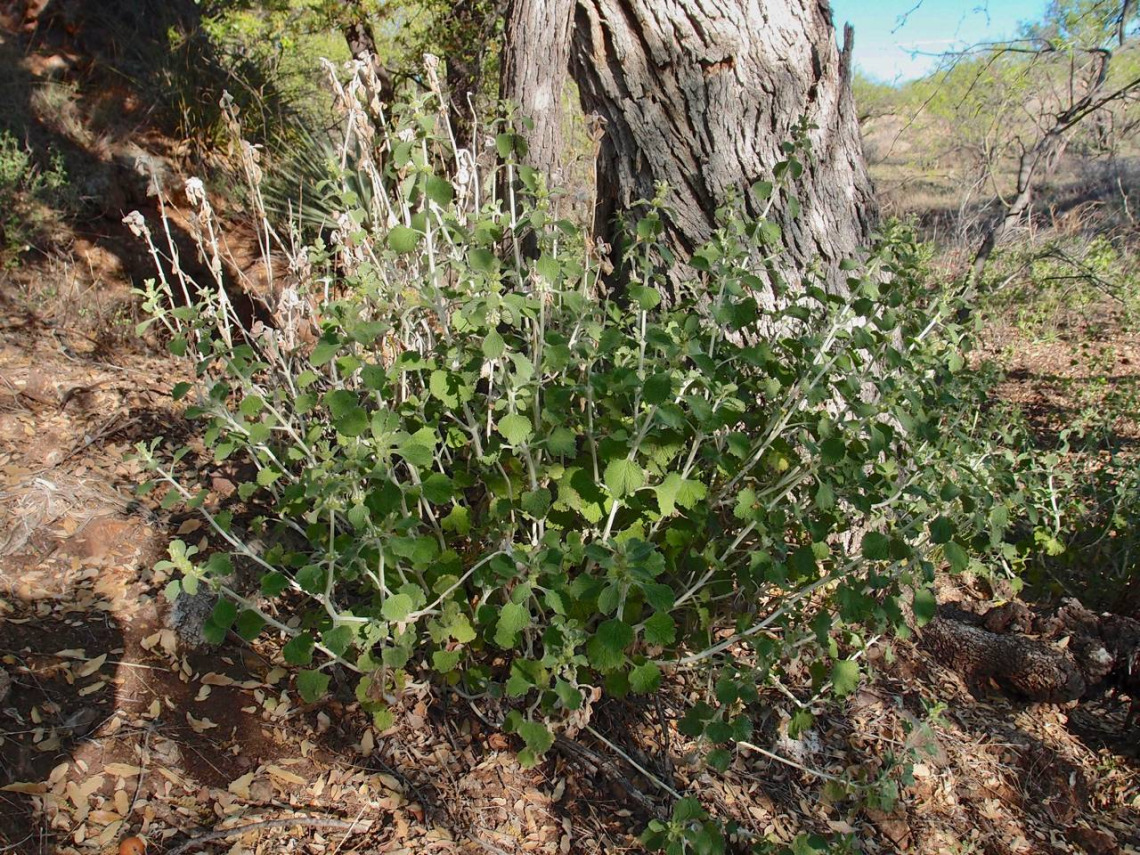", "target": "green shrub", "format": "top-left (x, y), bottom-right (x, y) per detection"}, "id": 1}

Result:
top-left (0, 131), bottom-right (69, 264)
top-left (128, 62), bottom-right (1087, 851)
top-left (982, 235), bottom-right (1140, 342)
